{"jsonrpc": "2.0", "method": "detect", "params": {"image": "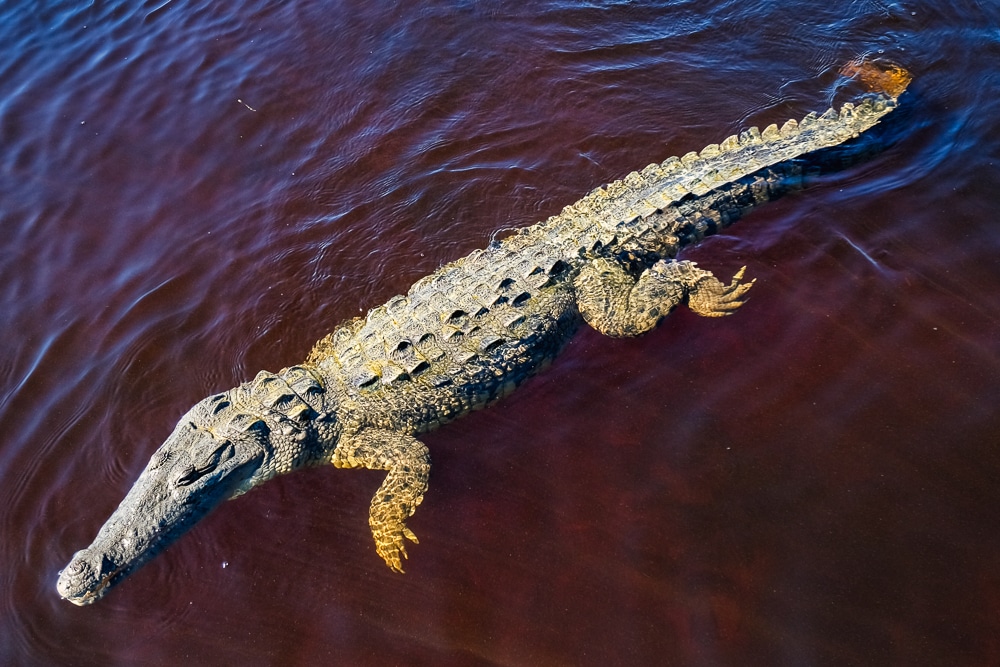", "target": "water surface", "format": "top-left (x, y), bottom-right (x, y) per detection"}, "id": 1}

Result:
top-left (2, 0), bottom-right (1000, 664)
